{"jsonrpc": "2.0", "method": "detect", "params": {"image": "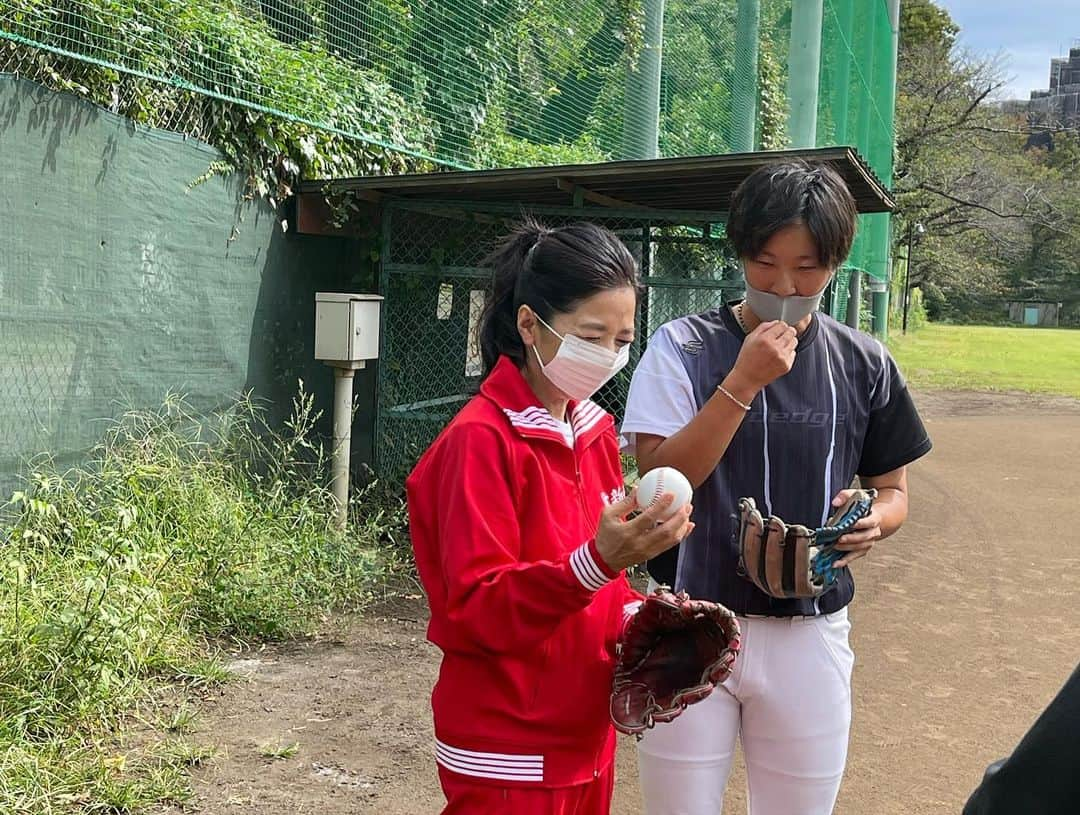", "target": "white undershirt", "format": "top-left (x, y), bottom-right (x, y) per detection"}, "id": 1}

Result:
top-left (553, 418), bottom-right (575, 448)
